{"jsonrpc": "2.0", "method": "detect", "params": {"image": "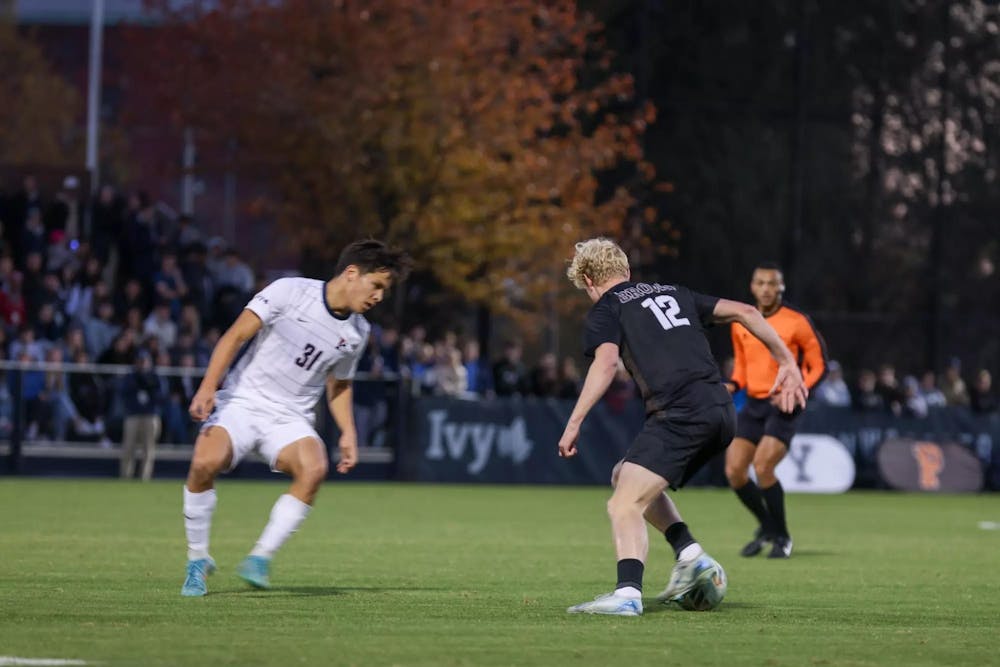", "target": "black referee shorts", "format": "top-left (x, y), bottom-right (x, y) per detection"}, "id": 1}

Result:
top-left (623, 402), bottom-right (736, 490)
top-left (734, 396), bottom-right (802, 447)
